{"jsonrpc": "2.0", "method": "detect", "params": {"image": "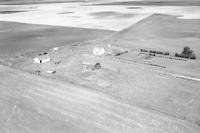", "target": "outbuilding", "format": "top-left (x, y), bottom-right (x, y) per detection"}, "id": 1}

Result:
top-left (41, 58), bottom-right (51, 63)
top-left (33, 57), bottom-right (41, 64)
top-left (52, 47), bottom-right (59, 52)
top-left (33, 57), bottom-right (51, 64)
top-left (46, 70), bottom-right (56, 74)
